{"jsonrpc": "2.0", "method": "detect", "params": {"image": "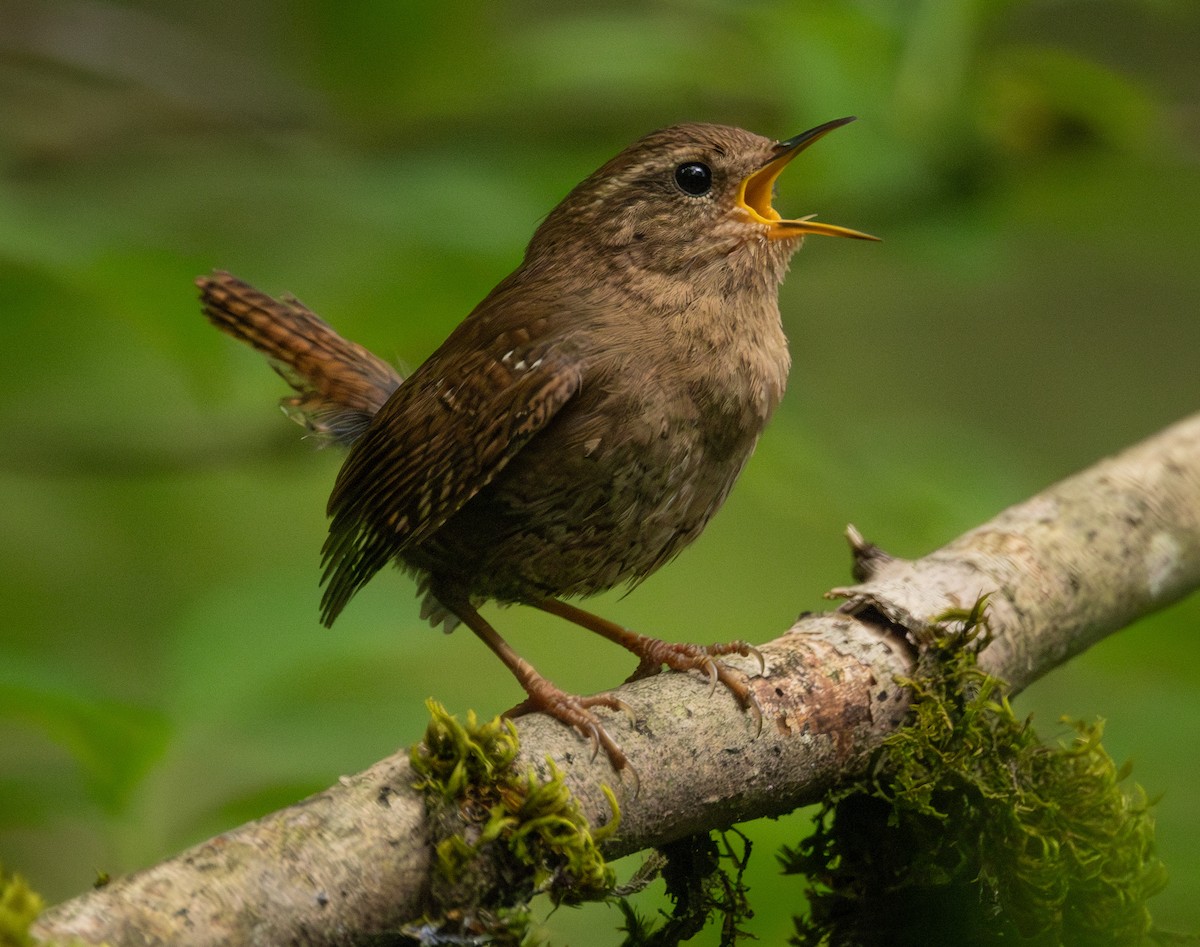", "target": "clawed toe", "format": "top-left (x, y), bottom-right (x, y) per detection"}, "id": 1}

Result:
top-left (708, 639), bottom-right (765, 675)
top-left (634, 639), bottom-right (765, 730)
top-left (536, 690), bottom-right (632, 773)
top-left (528, 598), bottom-right (764, 743)
top-left (745, 689), bottom-right (764, 737)
top-left (599, 695), bottom-right (638, 728)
